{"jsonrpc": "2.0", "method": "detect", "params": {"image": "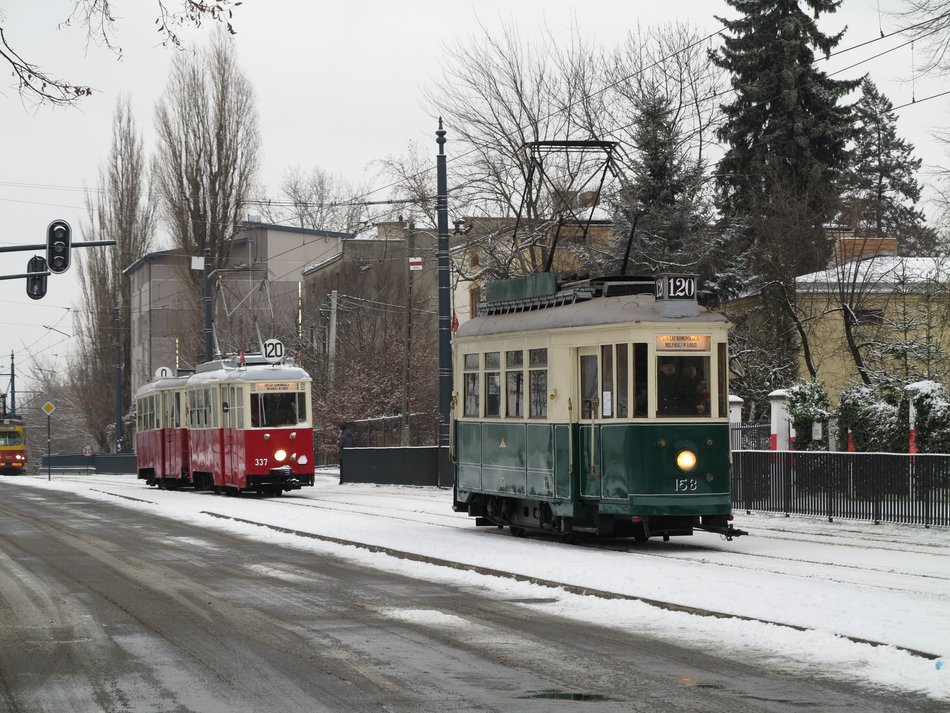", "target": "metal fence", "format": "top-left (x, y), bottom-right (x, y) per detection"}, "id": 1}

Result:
top-left (730, 423), bottom-right (771, 451)
top-left (732, 450), bottom-right (950, 527)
